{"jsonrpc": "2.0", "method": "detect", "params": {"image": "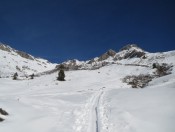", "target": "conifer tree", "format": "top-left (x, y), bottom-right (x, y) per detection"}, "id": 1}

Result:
top-left (30, 73), bottom-right (34, 79)
top-left (13, 72), bottom-right (18, 80)
top-left (57, 69), bottom-right (65, 81)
